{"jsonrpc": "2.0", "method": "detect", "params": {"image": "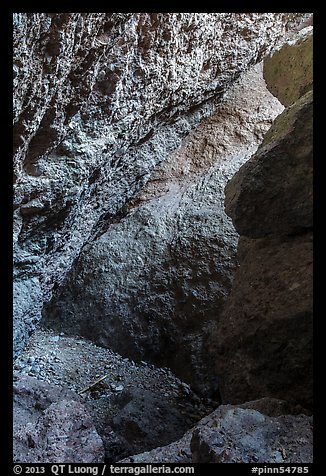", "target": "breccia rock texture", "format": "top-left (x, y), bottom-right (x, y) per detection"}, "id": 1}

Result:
top-left (190, 407), bottom-right (313, 463)
top-left (120, 399), bottom-right (312, 463)
top-left (13, 13), bottom-right (310, 357)
top-left (209, 33), bottom-right (313, 409)
top-left (42, 64), bottom-right (283, 394)
top-left (13, 373), bottom-right (104, 463)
